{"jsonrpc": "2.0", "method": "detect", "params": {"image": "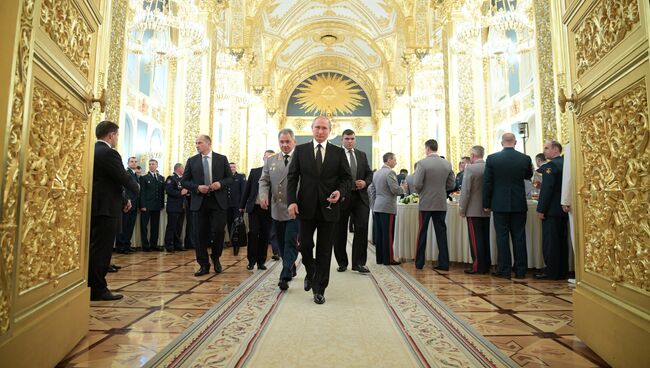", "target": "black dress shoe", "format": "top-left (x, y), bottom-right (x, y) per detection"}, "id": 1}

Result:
top-left (111, 264), bottom-right (122, 269)
top-left (271, 255), bottom-right (280, 261)
top-left (352, 265), bottom-right (370, 273)
top-left (214, 264), bottom-right (223, 274)
top-left (174, 247), bottom-right (185, 251)
top-left (233, 246), bottom-right (240, 256)
top-left (194, 268), bottom-right (210, 276)
top-left (433, 266), bottom-right (449, 271)
top-left (534, 273), bottom-right (550, 280)
top-left (313, 293), bottom-right (325, 304)
top-left (165, 248), bottom-right (174, 253)
top-left (246, 264), bottom-right (254, 270)
top-left (107, 266), bottom-right (118, 273)
top-left (514, 274), bottom-right (527, 279)
top-left (389, 261), bottom-right (401, 266)
top-left (278, 280), bottom-right (289, 291)
top-left (464, 269), bottom-right (478, 274)
top-left (304, 279), bottom-right (312, 291)
top-left (258, 264), bottom-right (267, 270)
top-left (142, 248), bottom-right (151, 252)
top-left (91, 291), bottom-right (123, 301)
top-left (337, 266), bottom-right (347, 272)
top-left (492, 272), bottom-right (511, 279)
